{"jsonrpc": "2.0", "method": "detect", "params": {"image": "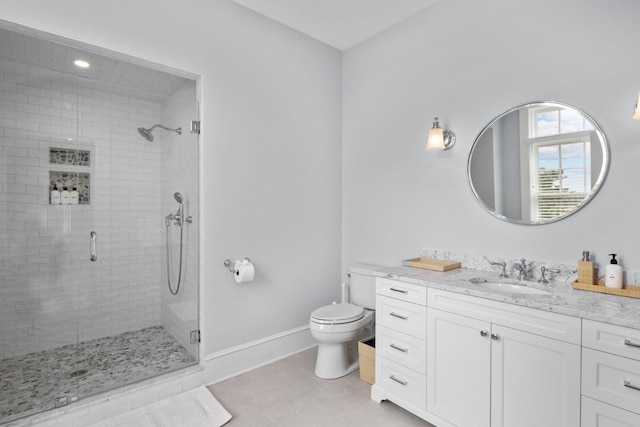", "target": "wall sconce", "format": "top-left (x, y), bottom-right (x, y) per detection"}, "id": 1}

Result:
top-left (634, 91), bottom-right (640, 120)
top-left (426, 117), bottom-right (456, 150)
